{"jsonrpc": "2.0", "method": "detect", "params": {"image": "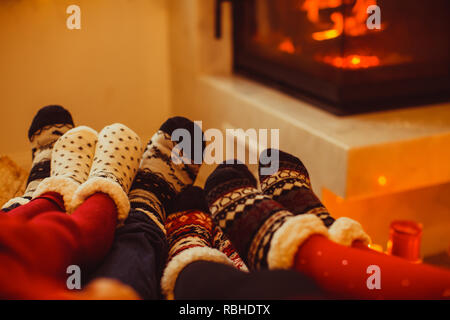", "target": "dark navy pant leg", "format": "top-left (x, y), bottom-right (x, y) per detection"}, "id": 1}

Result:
top-left (89, 210), bottom-right (168, 300)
